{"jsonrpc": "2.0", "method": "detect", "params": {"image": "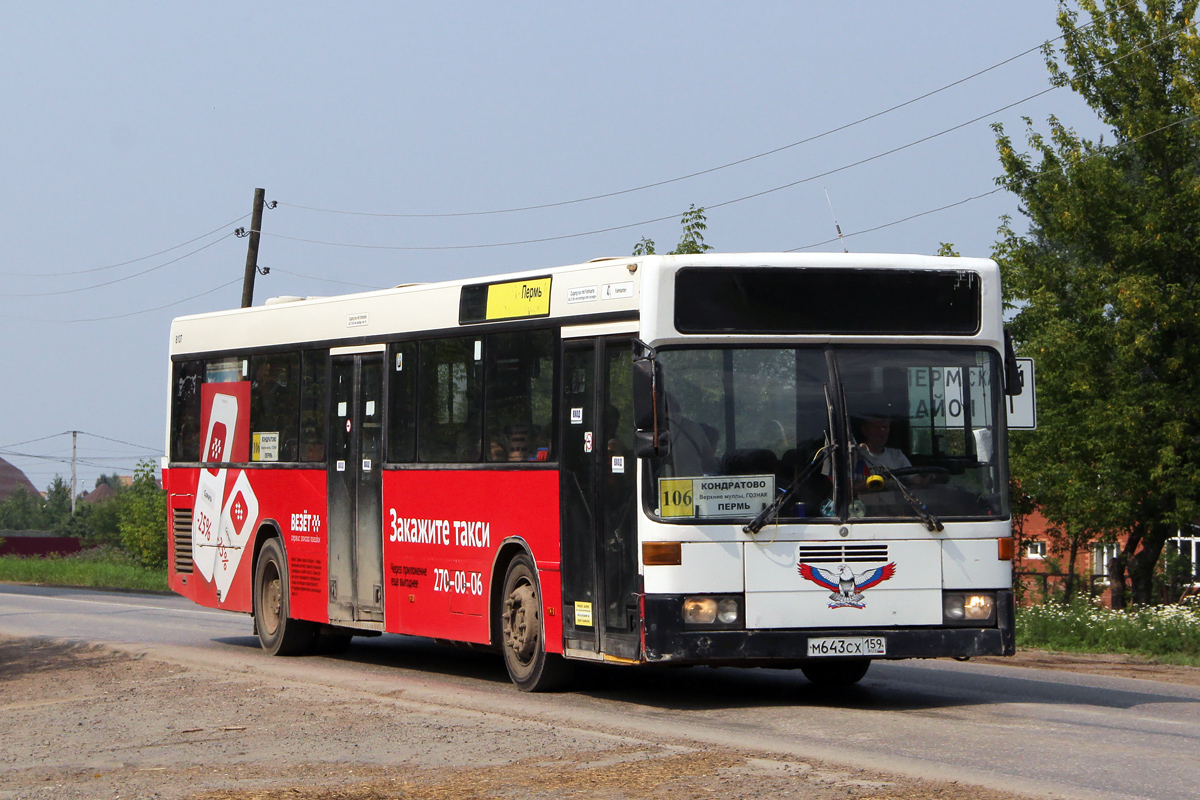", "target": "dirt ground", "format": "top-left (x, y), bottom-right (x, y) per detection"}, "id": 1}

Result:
top-left (0, 636), bottom-right (1070, 800)
top-left (977, 649), bottom-right (1200, 688)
